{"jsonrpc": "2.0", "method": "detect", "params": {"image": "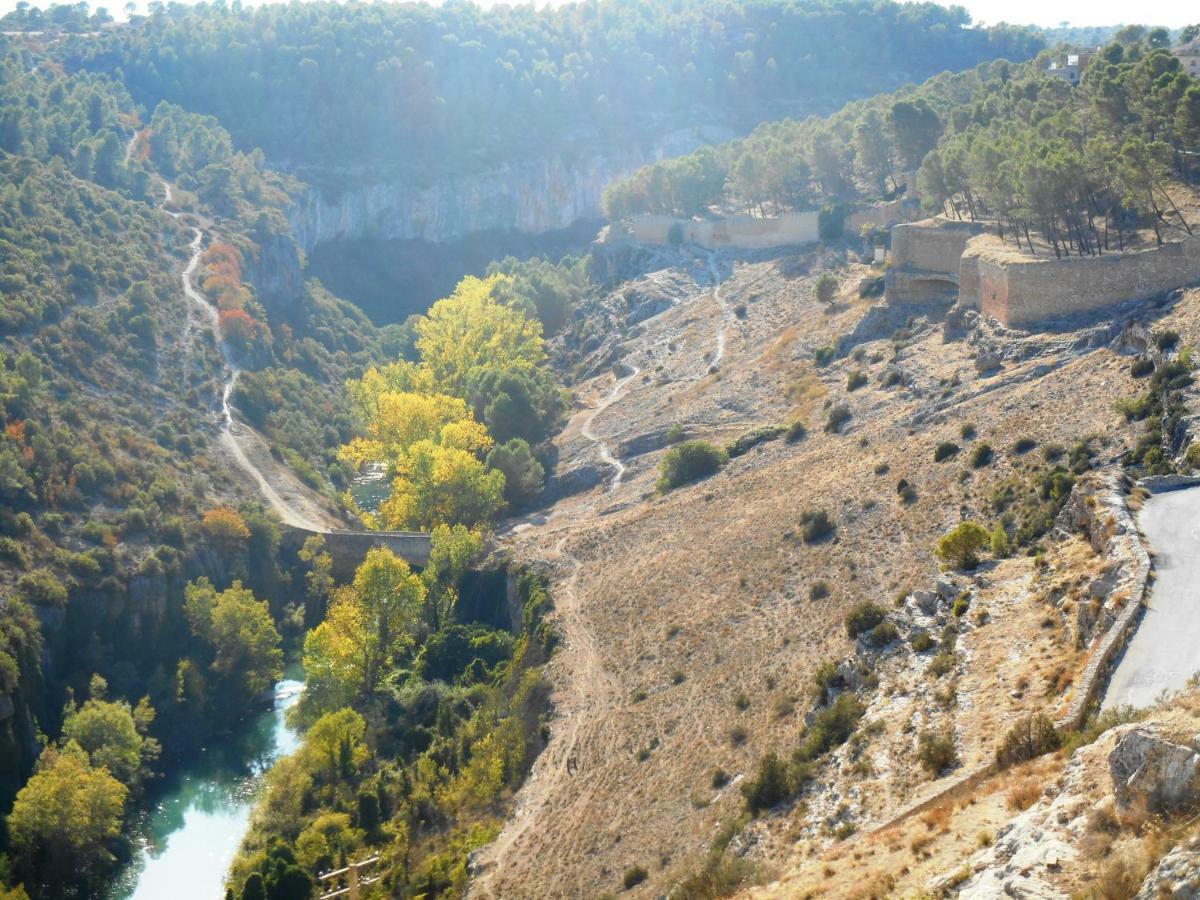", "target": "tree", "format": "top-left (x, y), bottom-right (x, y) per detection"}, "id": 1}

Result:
top-left (415, 275), bottom-right (546, 398)
top-left (486, 438), bottom-right (545, 510)
top-left (890, 99), bottom-right (942, 170)
top-left (814, 273), bottom-right (839, 304)
top-left (300, 708), bottom-right (368, 784)
top-left (304, 549), bottom-right (426, 704)
top-left (61, 675), bottom-right (159, 791)
top-left (7, 743), bottom-right (127, 894)
top-left (377, 441), bottom-right (505, 530)
top-left (934, 522), bottom-right (991, 570)
top-left (657, 441), bottom-right (727, 493)
top-left (421, 523), bottom-right (486, 629)
top-left (185, 578), bottom-right (283, 701)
